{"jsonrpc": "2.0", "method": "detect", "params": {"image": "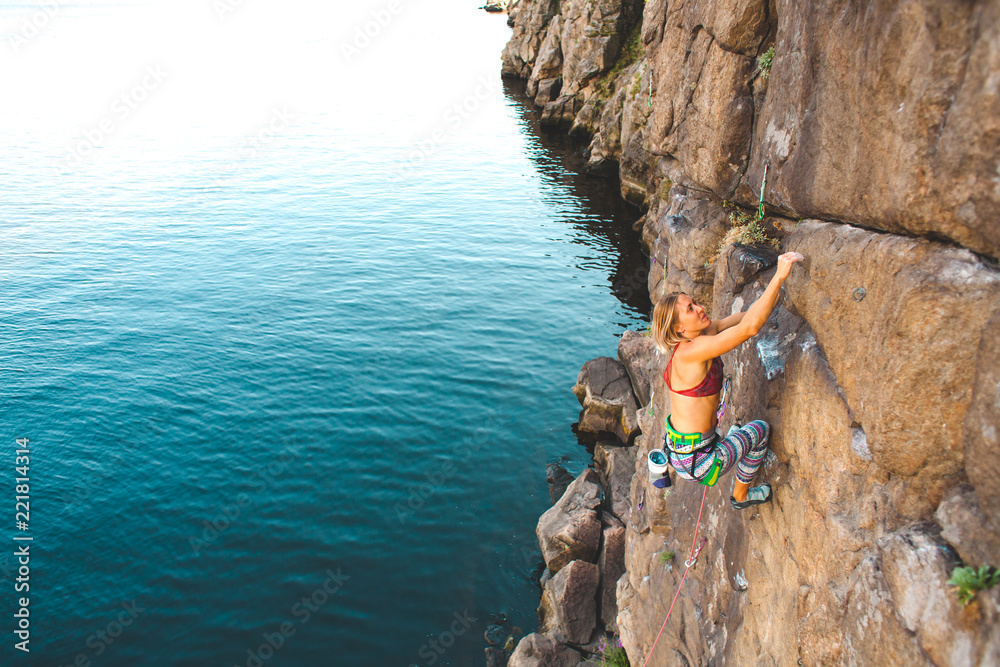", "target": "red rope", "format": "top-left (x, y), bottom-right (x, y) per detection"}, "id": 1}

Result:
top-left (641, 485), bottom-right (710, 667)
